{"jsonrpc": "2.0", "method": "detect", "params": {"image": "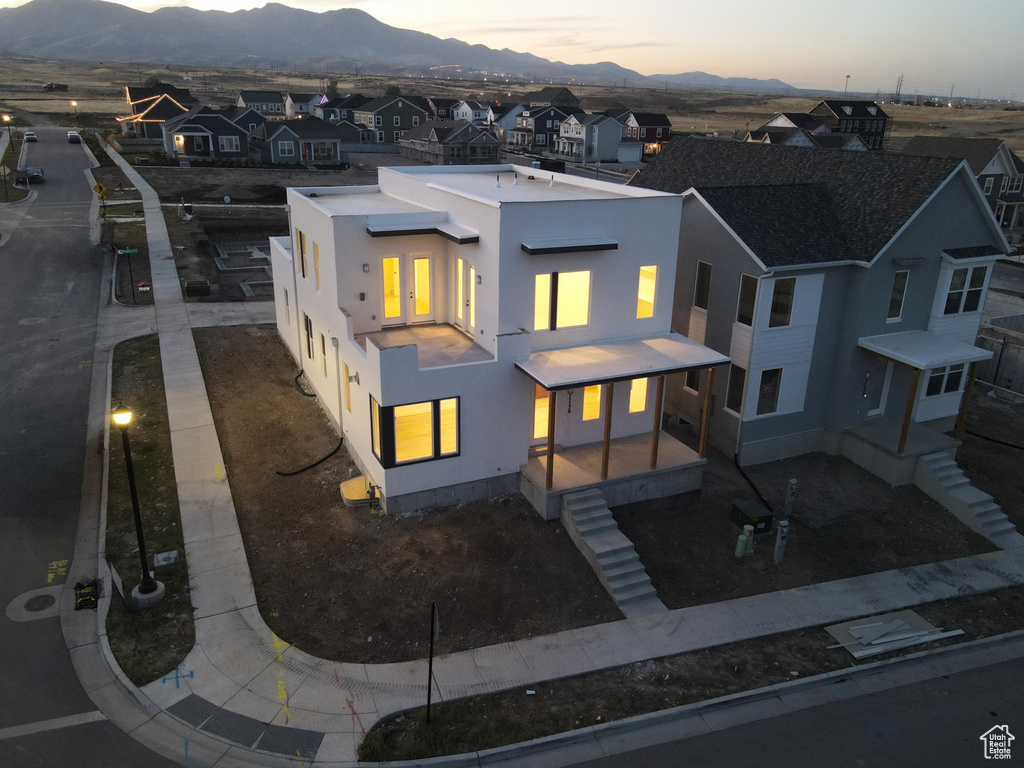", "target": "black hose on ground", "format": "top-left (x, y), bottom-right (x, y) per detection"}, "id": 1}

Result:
top-left (733, 453), bottom-right (775, 514)
top-left (276, 437), bottom-right (345, 477)
top-left (294, 370), bottom-right (316, 397)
